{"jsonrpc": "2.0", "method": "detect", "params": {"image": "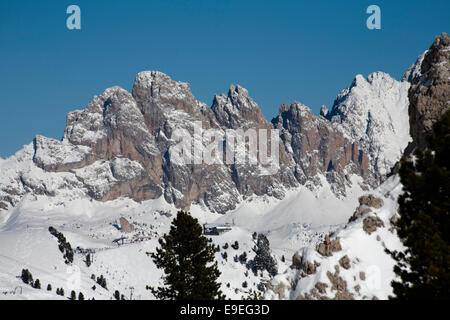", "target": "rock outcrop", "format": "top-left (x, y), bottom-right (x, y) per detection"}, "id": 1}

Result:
top-left (119, 217), bottom-right (134, 233)
top-left (348, 194), bottom-right (384, 222)
top-left (316, 236), bottom-right (342, 257)
top-left (408, 32), bottom-right (450, 149)
top-left (362, 215), bottom-right (385, 235)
